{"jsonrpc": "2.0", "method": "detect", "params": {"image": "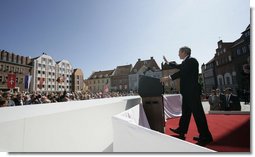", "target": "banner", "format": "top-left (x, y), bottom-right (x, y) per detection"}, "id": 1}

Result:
top-left (103, 84), bottom-right (109, 93)
top-left (38, 77), bottom-right (45, 89)
top-left (25, 75), bottom-right (32, 90)
top-left (7, 73), bottom-right (16, 89)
